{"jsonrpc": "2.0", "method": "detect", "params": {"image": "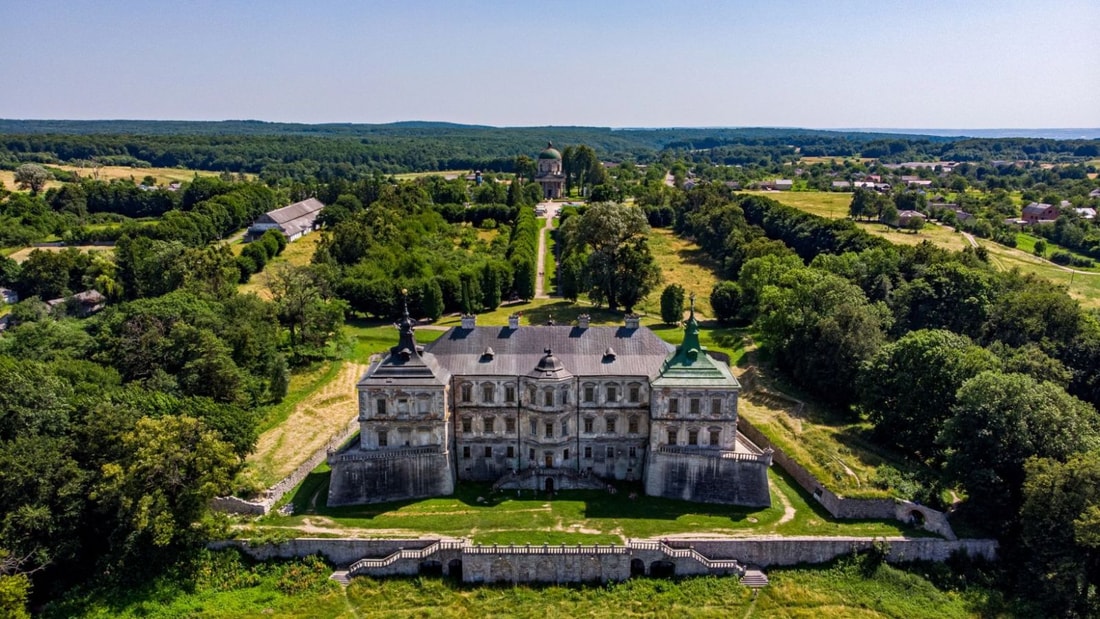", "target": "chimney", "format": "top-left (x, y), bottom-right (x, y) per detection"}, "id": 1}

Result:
top-left (508, 313), bottom-right (520, 329)
top-left (461, 314), bottom-right (476, 329)
top-left (577, 313), bottom-right (590, 329)
top-left (624, 314), bottom-right (640, 329)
